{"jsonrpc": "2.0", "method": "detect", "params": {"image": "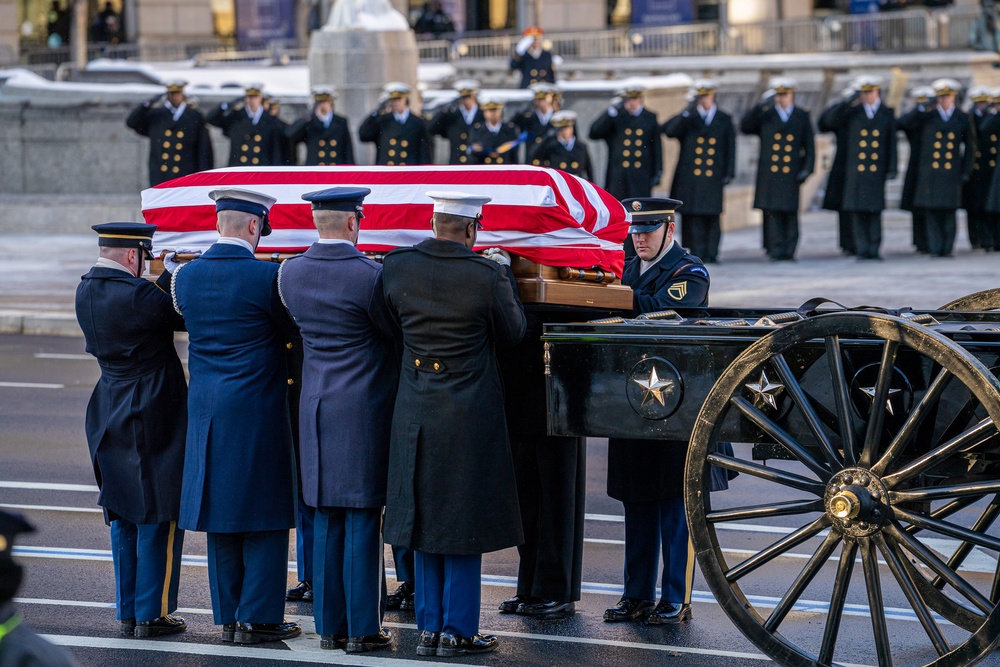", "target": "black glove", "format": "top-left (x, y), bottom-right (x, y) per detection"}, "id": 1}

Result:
top-left (652, 172), bottom-right (662, 187)
top-left (886, 171), bottom-right (897, 180)
top-left (721, 176), bottom-right (732, 186)
top-left (795, 169), bottom-right (810, 184)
